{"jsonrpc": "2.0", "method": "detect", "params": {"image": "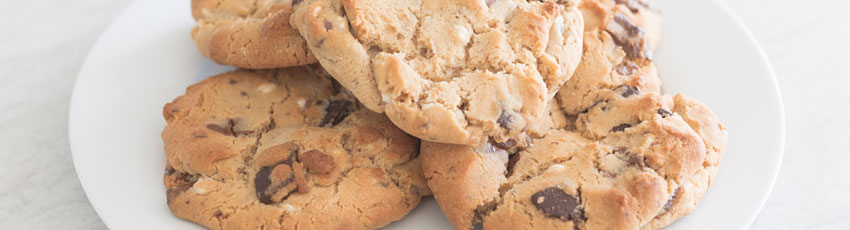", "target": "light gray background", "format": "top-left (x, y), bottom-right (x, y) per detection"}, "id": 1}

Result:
top-left (0, 0), bottom-right (847, 229)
